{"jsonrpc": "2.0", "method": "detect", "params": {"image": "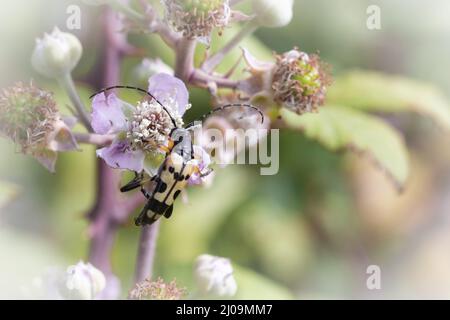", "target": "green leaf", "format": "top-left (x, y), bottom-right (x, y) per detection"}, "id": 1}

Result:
top-left (327, 70), bottom-right (450, 130)
top-left (281, 105), bottom-right (409, 190)
top-left (0, 180), bottom-right (19, 209)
